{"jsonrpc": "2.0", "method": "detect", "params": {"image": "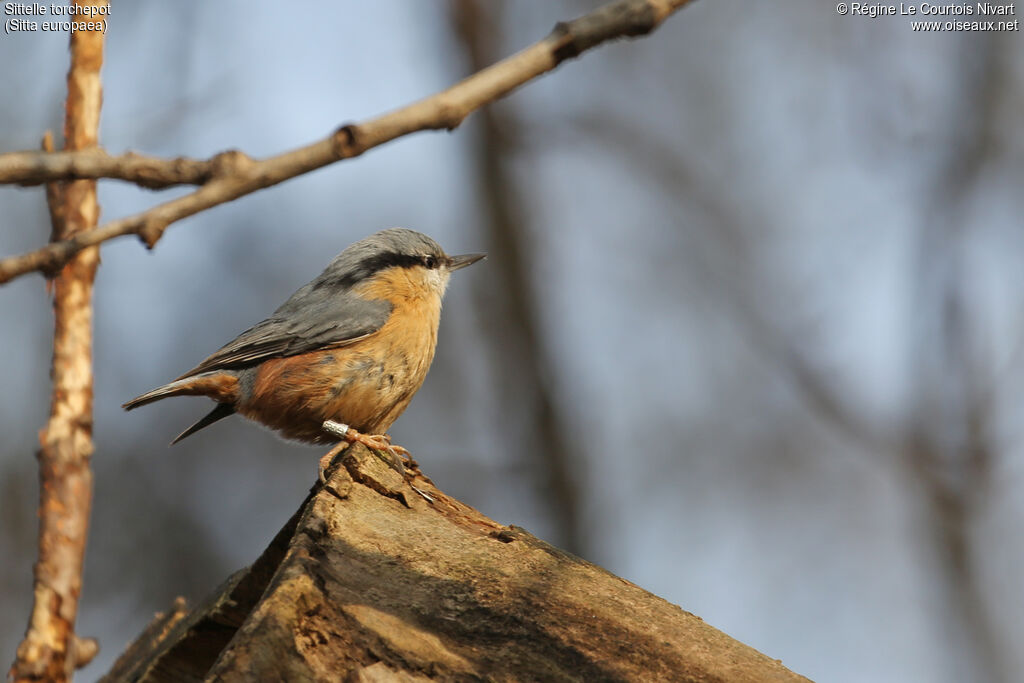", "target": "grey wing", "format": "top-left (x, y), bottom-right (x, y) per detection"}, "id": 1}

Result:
top-left (177, 285), bottom-right (392, 379)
